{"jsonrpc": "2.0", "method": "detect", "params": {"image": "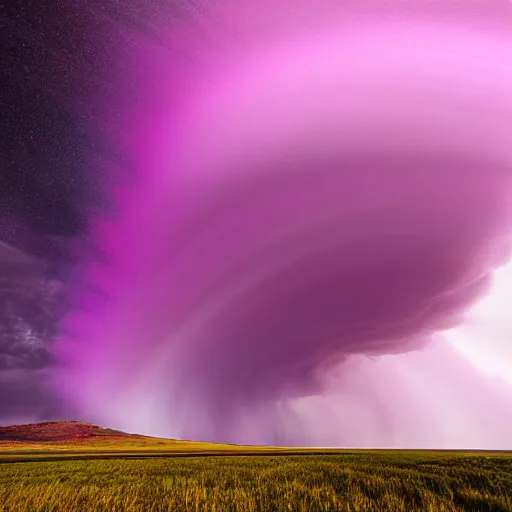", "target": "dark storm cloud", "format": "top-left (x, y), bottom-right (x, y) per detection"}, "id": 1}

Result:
top-left (0, 369), bottom-right (64, 424)
top-left (0, 0), bottom-right (112, 422)
top-left (2, 2), bottom-right (89, 243)
top-left (0, 252), bottom-right (65, 420)
top-left (0, 242), bottom-right (64, 414)
top-left (0, 0), bottom-right (197, 424)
